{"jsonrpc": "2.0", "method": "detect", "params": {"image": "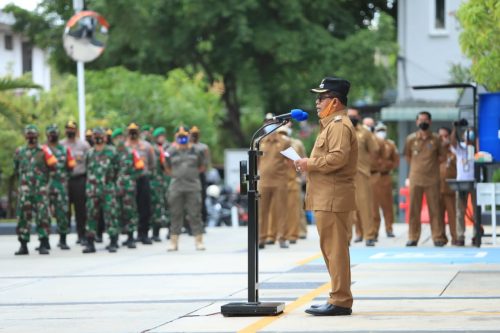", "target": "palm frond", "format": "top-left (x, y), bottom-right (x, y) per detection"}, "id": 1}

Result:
top-left (0, 77), bottom-right (42, 91)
